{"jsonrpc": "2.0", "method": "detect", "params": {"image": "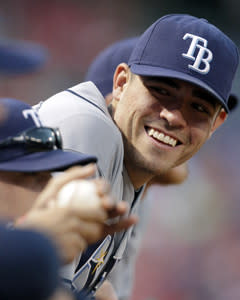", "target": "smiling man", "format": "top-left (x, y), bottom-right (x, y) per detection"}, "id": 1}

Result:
top-left (112, 74), bottom-right (226, 188)
top-left (36, 14), bottom-right (239, 298)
